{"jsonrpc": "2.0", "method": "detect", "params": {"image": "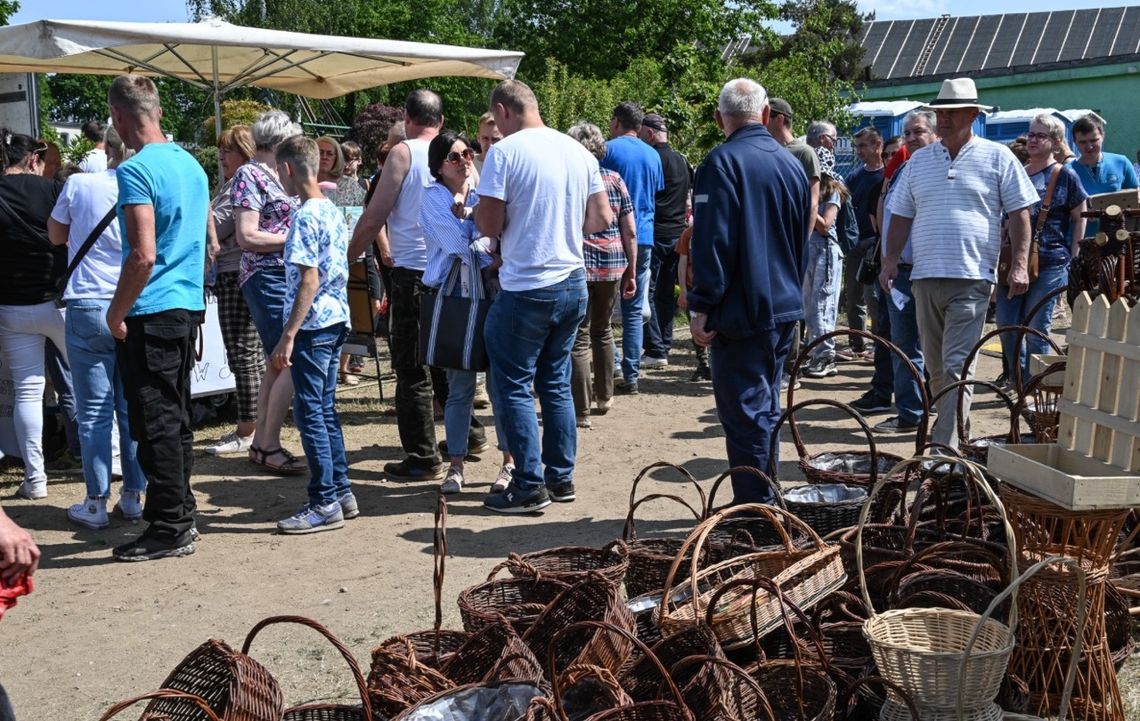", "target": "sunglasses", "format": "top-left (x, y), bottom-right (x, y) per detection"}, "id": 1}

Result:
top-left (446, 148), bottom-right (474, 164)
